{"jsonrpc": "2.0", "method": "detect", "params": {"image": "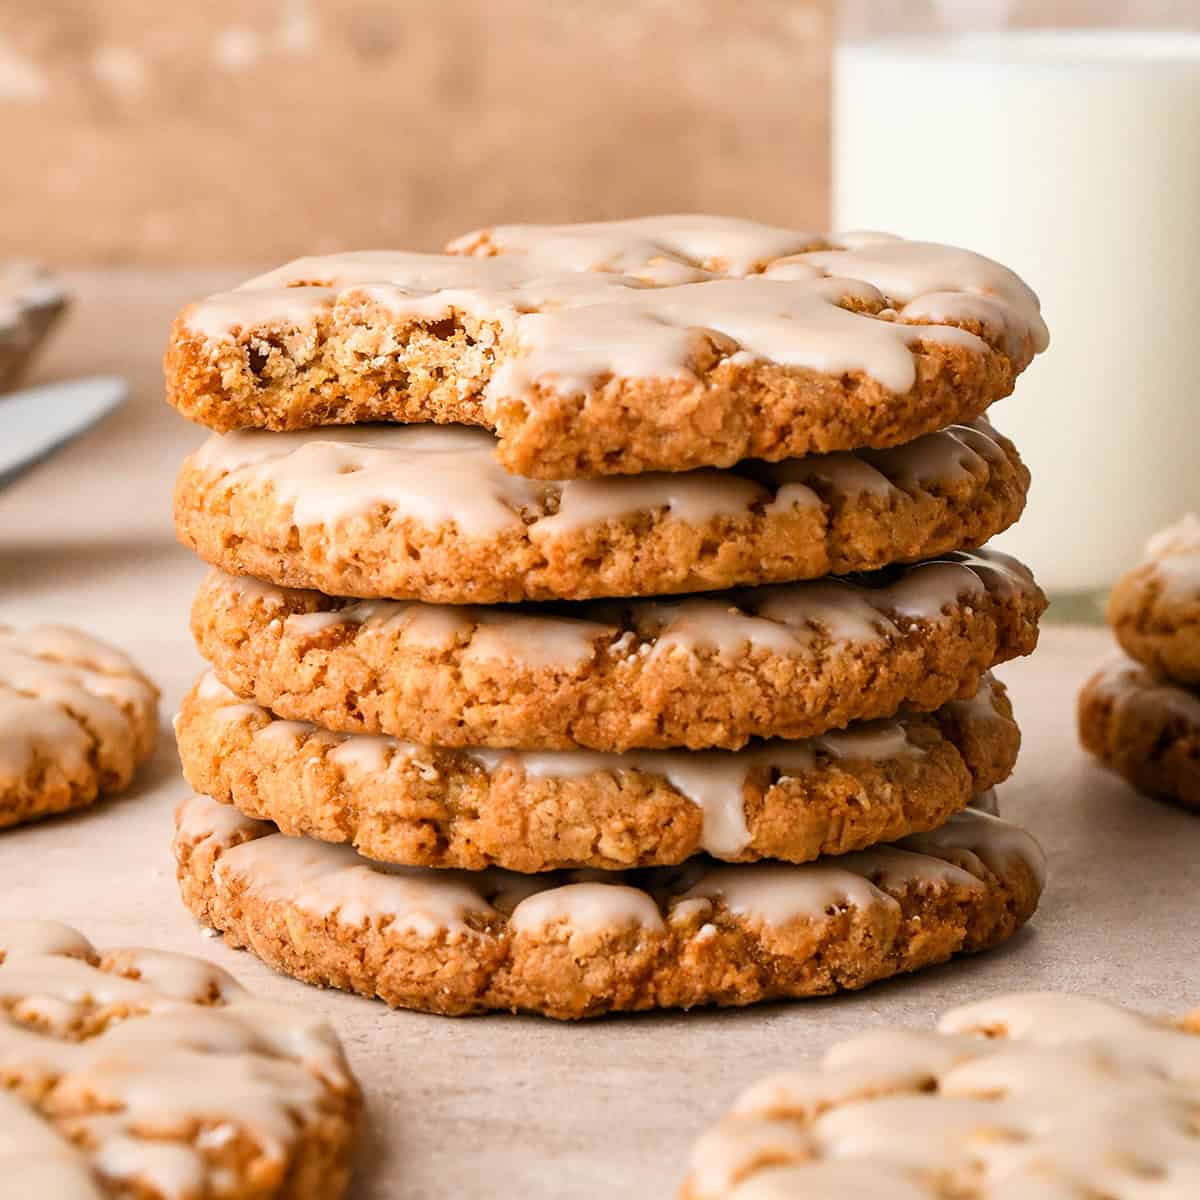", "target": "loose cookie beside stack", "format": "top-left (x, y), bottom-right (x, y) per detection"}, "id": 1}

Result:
top-left (681, 991), bottom-right (1200, 1198)
top-left (0, 918), bottom-right (361, 1198)
top-left (165, 216), bottom-right (1049, 1019)
top-left (0, 625), bottom-right (158, 829)
top-left (1081, 514), bottom-right (1200, 810)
